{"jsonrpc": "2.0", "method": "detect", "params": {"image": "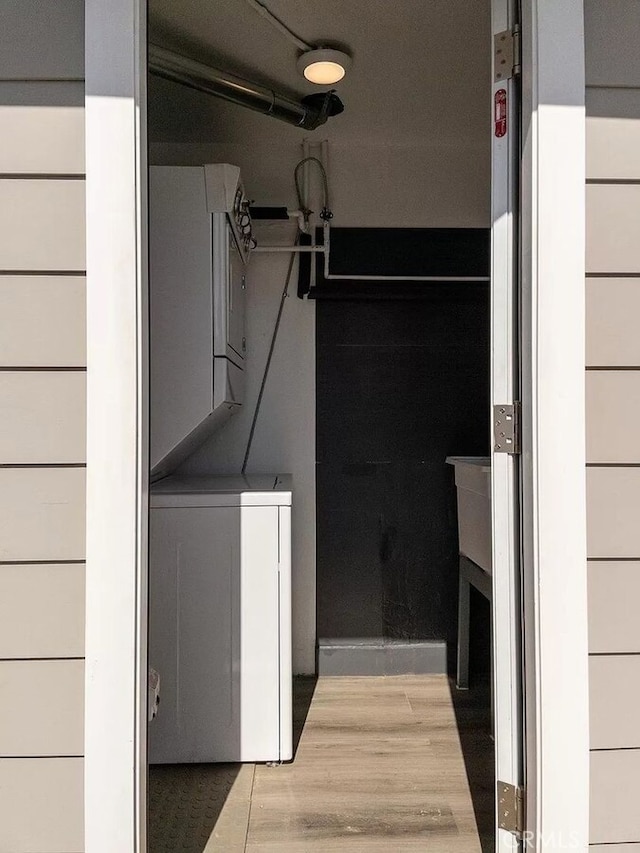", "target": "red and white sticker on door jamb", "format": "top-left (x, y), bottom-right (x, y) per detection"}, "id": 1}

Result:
top-left (495, 88), bottom-right (507, 137)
